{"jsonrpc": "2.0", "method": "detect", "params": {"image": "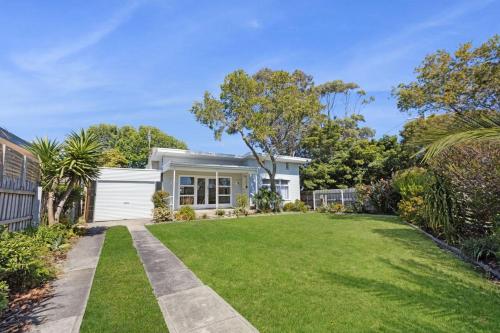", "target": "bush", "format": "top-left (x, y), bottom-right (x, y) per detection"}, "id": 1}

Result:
top-left (31, 224), bottom-right (76, 251)
top-left (461, 236), bottom-right (499, 262)
top-left (357, 179), bottom-right (399, 214)
top-left (234, 194), bottom-right (250, 217)
top-left (254, 188), bottom-right (282, 213)
top-left (152, 190), bottom-right (170, 209)
top-left (0, 281), bottom-right (8, 314)
top-left (397, 197), bottom-right (426, 226)
top-left (316, 205), bottom-right (328, 213)
top-left (0, 230), bottom-right (54, 291)
top-left (283, 200), bottom-right (309, 213)
top-left (175, 206), bottom-right (196, 221)
top-left (328, 203), bottom-right (345, 214)
top-left (152, 207), bottom-right (173, 223)
top-left (393, 167), bottom-right (431, 199)
top-left (215, 209), bottom-right (225, 217)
